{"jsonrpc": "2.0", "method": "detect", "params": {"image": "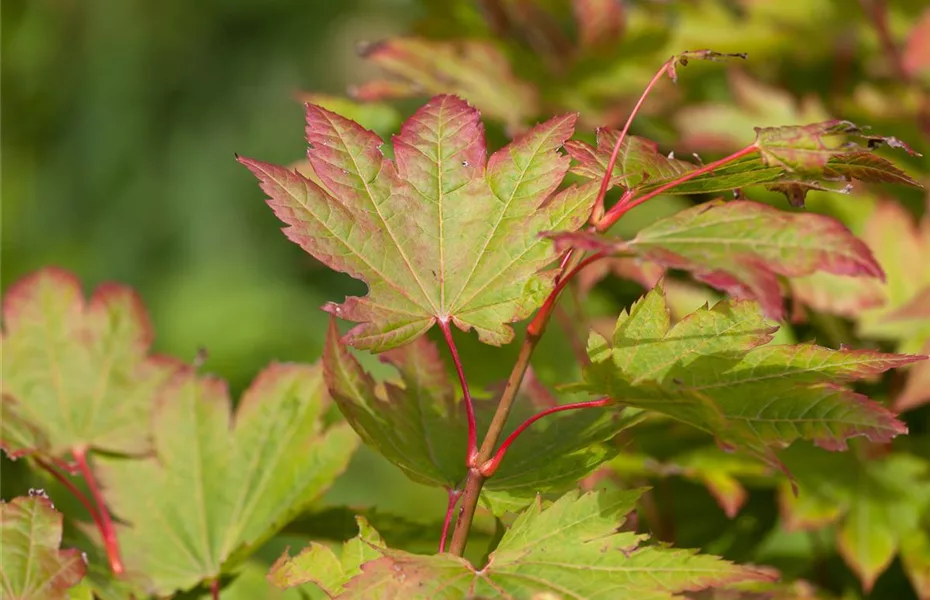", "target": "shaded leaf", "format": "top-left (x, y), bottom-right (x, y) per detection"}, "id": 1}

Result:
top-left (553, 199), bottom-right (883, 320)
top-left (0, 268), bottom-right (180, 459)
top-left (336, 489), bottom-right (771, 598)
top-left (353, 39), bottom-right (538, 129)
top-left (269, 516), bottom-right (383, 596)
top-left (241, 95), bottom-right (596, 352)
top-left (95, 363), bottom-right (359, 596)
top-left (572, 0), bottom-right (625, 49)
top-left (0, 495), bottom-right (87, 600)
top-left (574, 286), bottom-right (918, 475)
top-left (324, 319), bottom-right (640, 509)
top-left (778, 448), bottom-right (930, 593)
